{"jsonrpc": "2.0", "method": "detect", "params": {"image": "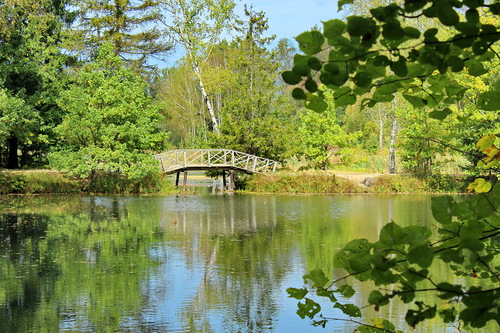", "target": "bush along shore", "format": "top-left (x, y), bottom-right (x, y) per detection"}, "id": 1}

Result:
top-left (0, 170), bottom-right (175, 195)
top-left (244, 172), bottom-right (468, 194)
top-left (0, 170), bottom-right (467, 195)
